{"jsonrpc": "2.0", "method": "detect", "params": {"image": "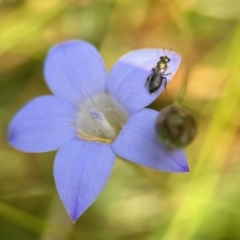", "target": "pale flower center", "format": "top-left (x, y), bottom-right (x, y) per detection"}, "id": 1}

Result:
top-left (75, 94), bottom-right (129, 143)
